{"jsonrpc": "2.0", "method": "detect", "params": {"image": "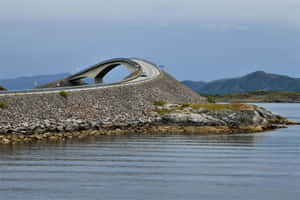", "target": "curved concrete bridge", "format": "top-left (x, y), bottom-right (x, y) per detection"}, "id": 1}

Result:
top-left (0, 57), bottom-right (206, 136)
top-left (69, 58), bottom-right (142, 84)
top-left (0, 58), bottom-right (161, 95)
